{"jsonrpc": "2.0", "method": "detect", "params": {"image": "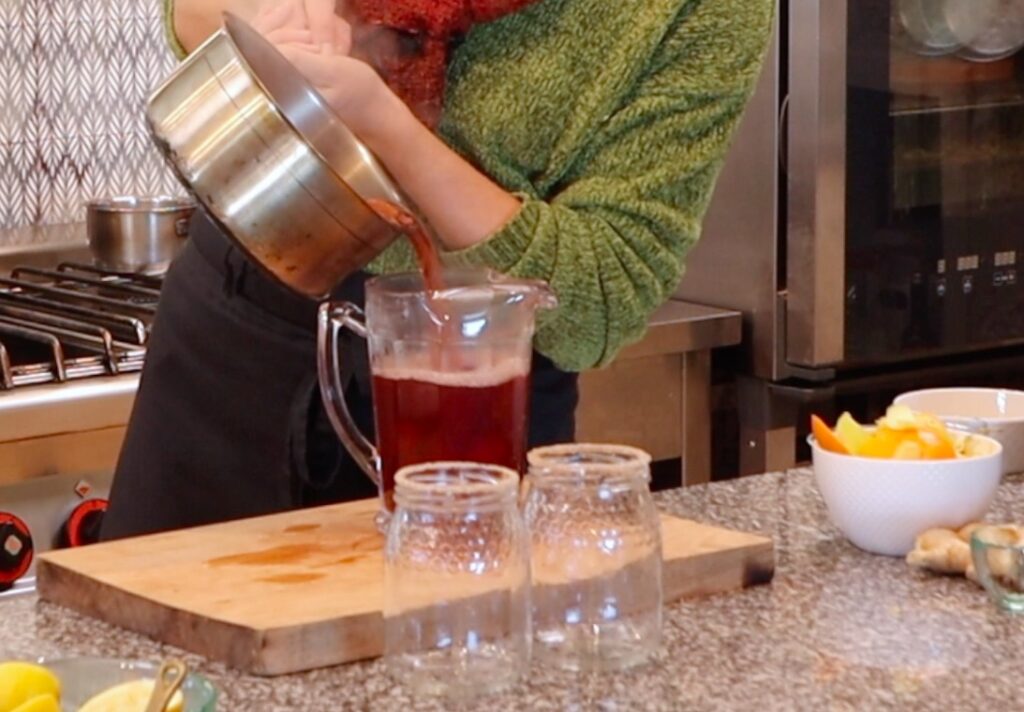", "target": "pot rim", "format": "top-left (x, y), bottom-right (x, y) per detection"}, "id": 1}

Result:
top-left (86, 196), bottom-right (197, 214)
top-left (221, 12), bottom-right (410, 216)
